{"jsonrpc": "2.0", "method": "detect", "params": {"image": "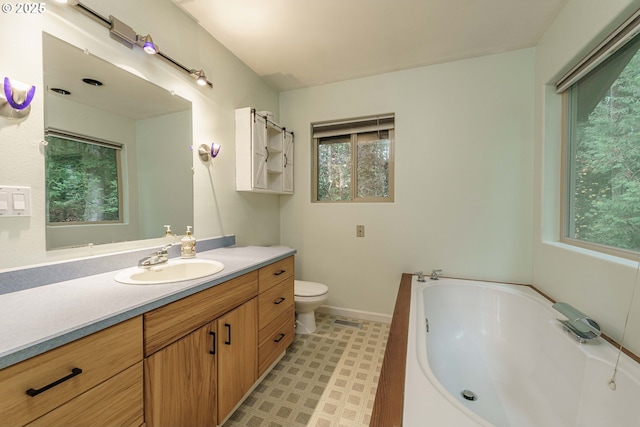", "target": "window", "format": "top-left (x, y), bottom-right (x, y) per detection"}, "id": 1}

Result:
top-left (559, 10), bottom-right (640, 256)
top-left (312, 114), bottom-right (394, 202)
top-left (45, 130), bottom-right (122, 224)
